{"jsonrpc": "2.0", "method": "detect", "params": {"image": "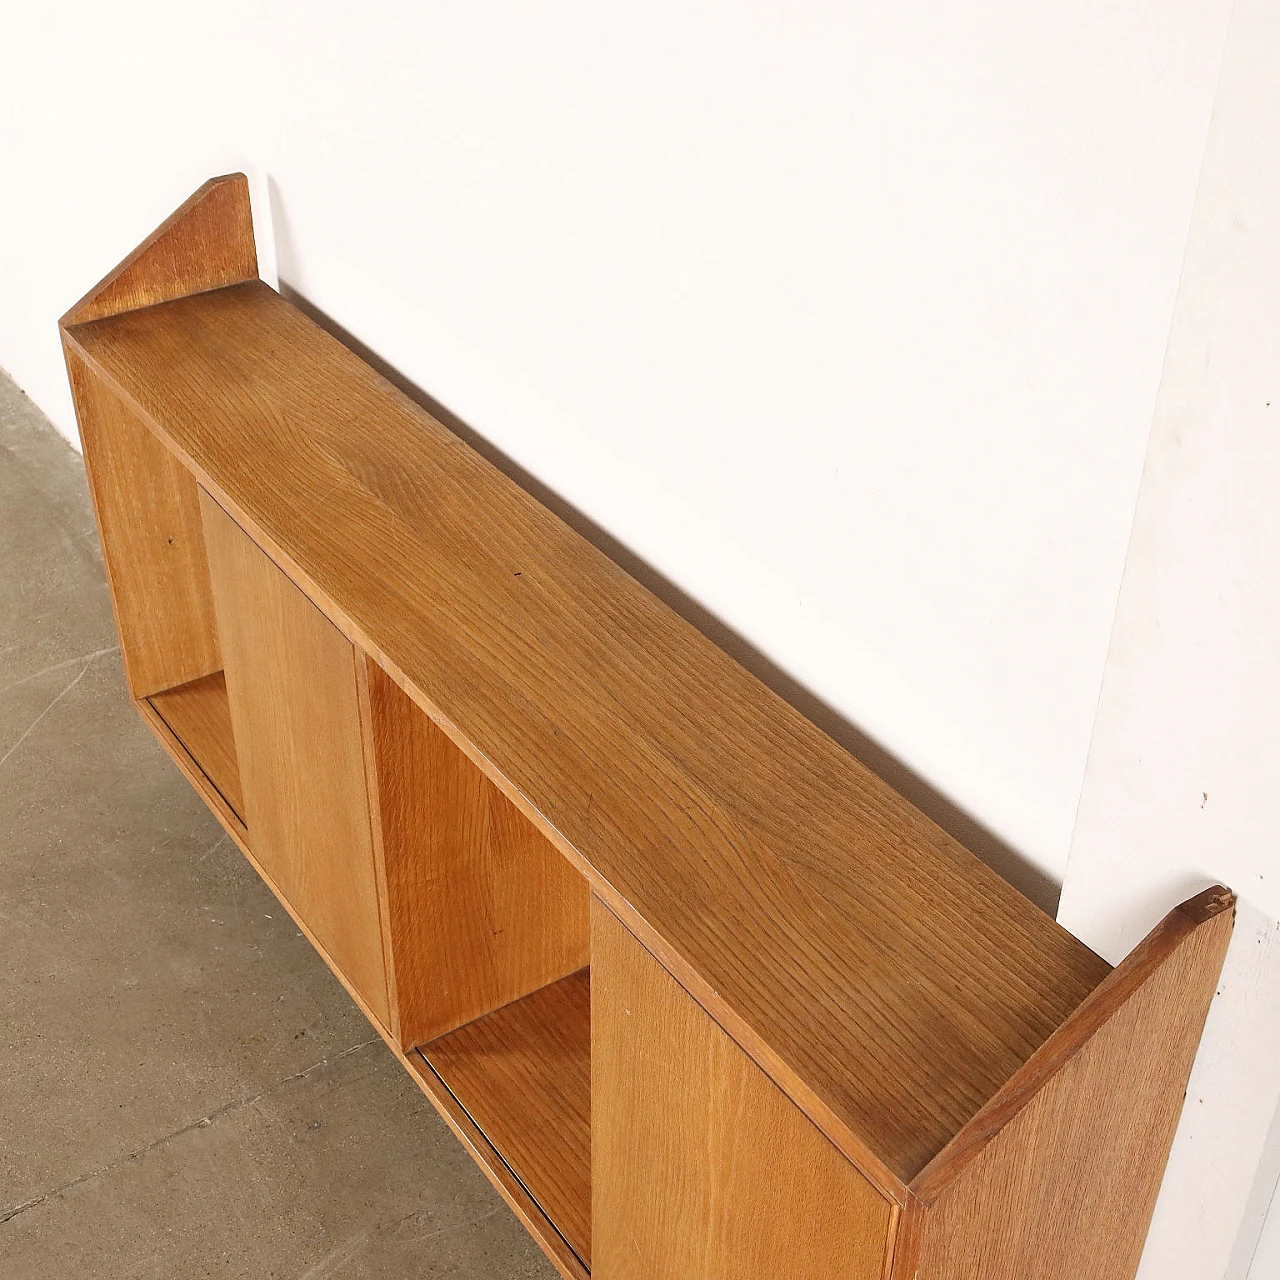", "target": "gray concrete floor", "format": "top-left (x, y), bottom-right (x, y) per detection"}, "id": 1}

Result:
top-left (0, 368), bottom-right (557, 1279)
